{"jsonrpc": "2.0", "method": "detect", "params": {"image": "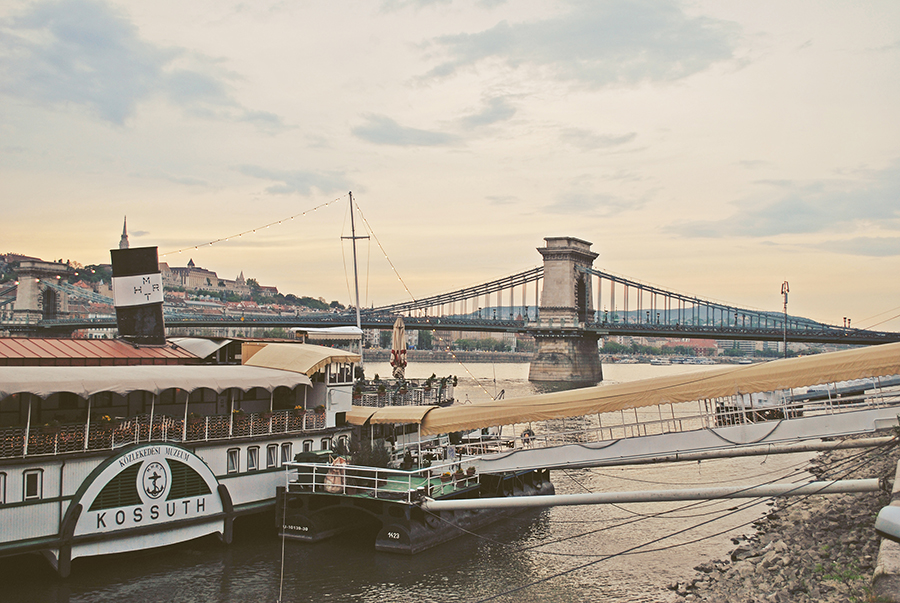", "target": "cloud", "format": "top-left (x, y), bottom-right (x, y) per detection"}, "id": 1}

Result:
top-left (486, 195), bottom-right (517, 205)
top-left (459, 96), bottom-right (516, 129)
top-left (815, 237), bottom-right (900, 257)
top-left (560, 128), bottom-right (636, 149)
top-left (237, 165), bottom-right (350, 196)
top-left (544, 191), bottom-right (644, 216)
top-left (422, 0), bottom-right (739, 87)
top-left (0, 0), bottom-right (281, 127)
top-left (129, 170), bottom-right (209, 187)
top-left (670, 164), bottom-right (900, 238)
top-left (352, 114), bottom-right (458, 146)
